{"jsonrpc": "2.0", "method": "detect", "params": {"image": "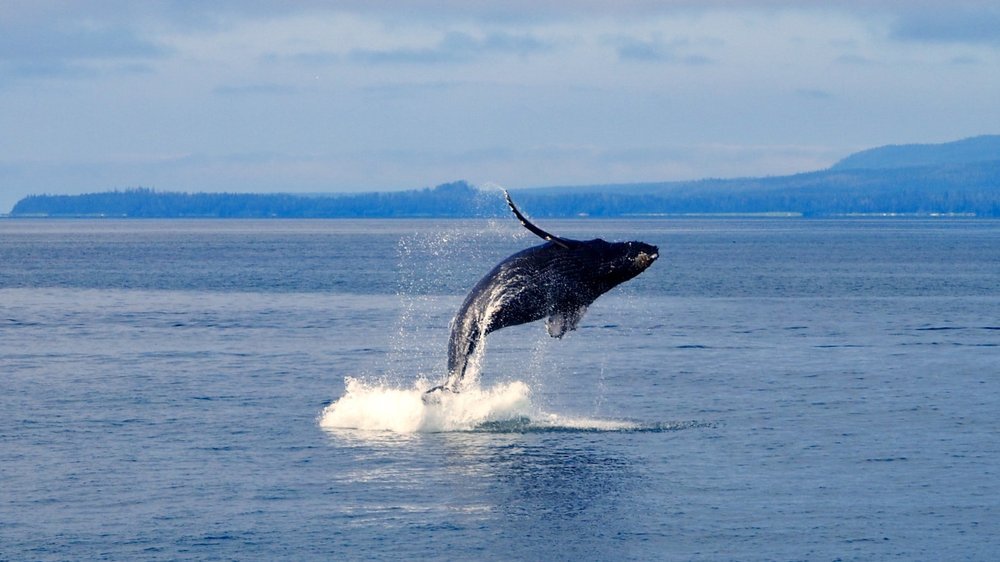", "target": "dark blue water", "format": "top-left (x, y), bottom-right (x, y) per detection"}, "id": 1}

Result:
top-left (1, 218), bottom-right (998, 560)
